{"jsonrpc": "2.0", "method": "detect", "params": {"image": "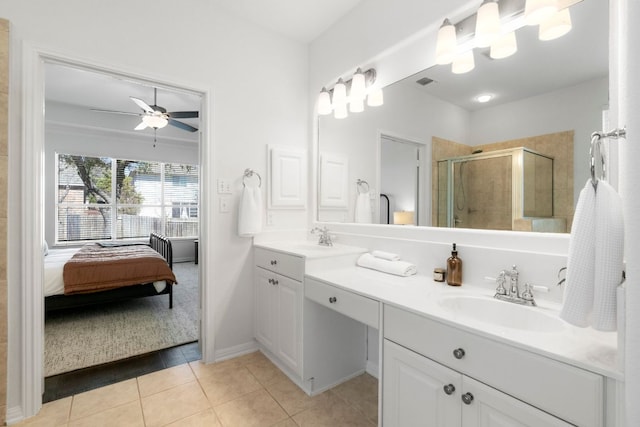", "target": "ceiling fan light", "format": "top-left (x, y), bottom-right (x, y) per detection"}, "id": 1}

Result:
top-left (142, 114), bottom-right (168, 129)
top-left (350, 68), bottom-right (367, 101)
top-left (367, 87), bottom-right (384, 107)
top-left (452, 50), bottom-right (475, 74)
top-left (435, 19), bottom-right (457, 65)
top-left (524, 0), bottom-right (558, 26)
top-left (490, 31), bottom-right (518, 59)
top-left (475, 0), bottom-right (501, 48)
top-left (539, 8), bottom-right (572, 41)
top-left (318, 87), bottom-right (332, 115)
